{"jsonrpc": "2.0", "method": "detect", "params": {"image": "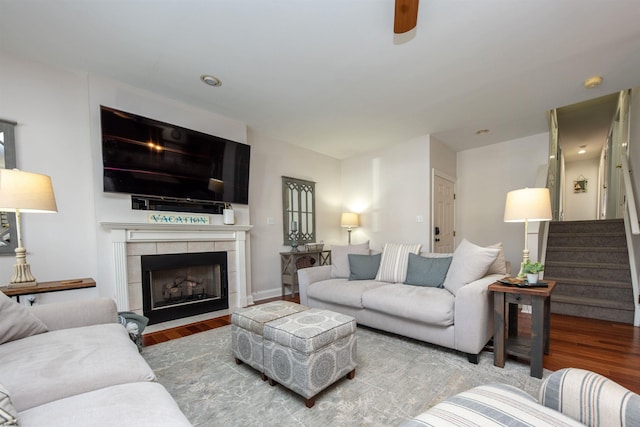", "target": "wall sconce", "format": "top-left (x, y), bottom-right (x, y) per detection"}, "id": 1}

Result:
top-left (0, 169), bottom-right (57, 287)
top-left (504, 188), bottom-right (552, 278)
top-left (340, 212), bottom-right (360, 245)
